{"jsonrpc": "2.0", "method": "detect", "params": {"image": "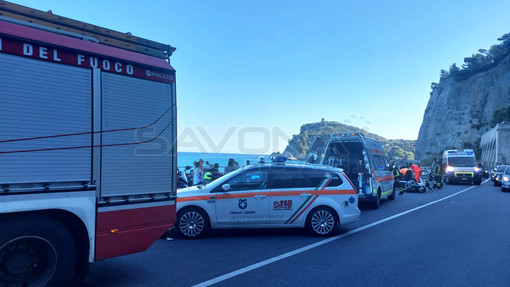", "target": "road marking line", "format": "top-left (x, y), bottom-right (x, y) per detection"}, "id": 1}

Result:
top-left (192, 183), bottom-right (480, 287)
